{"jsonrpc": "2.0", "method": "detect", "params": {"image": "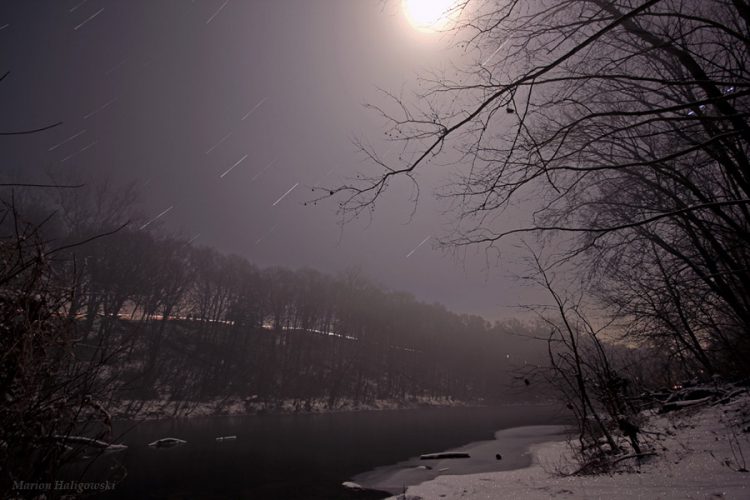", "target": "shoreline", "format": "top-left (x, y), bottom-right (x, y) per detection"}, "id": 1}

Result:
top-left (352, 424), bottom-right (571, 495)
top-left (111, 396), bottom-right (474, 421)
top-left (386, 393), bottom-right (750, 499)
top-left (111, 396), bottom-right (555, 422)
